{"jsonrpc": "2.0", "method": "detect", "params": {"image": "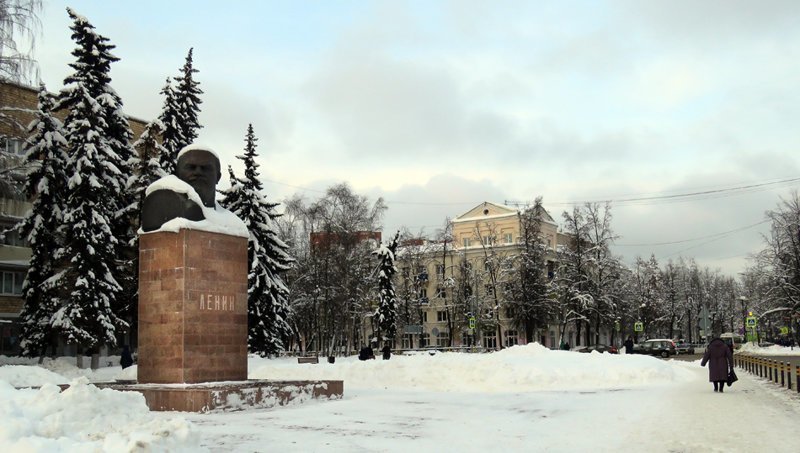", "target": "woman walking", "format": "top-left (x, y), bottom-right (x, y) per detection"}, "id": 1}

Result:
top-left (701, 337), bottom-right (733, 393)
